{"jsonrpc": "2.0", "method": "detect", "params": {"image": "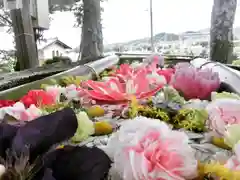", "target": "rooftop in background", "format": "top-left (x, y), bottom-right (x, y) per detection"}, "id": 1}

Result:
top-left (37, 37), bottom-right (72, 50)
